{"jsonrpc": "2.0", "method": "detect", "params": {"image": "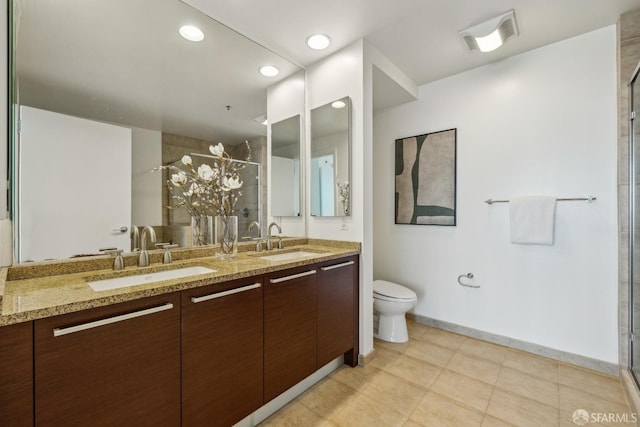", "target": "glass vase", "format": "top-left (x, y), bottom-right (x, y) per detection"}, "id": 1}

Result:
top-left (215, 215), bottom-right (238, 259)
top-left (191, 215), bottom-right (213, 246)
